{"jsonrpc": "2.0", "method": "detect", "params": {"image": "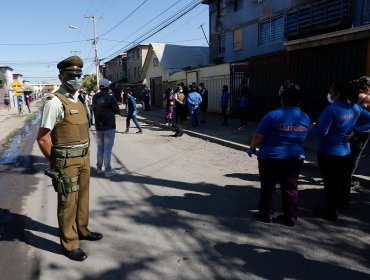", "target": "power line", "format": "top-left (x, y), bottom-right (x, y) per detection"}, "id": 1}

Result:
top-left (99, 0), bottom-right (184, 58)
top-left (99, 0), bottom-right (149, 38)
top-left (101, 0), bottom-right (201, 62)
top-left (158, 7), bottom-right (208, 41)
top-left (0, 39), bottom-right (89, 46)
